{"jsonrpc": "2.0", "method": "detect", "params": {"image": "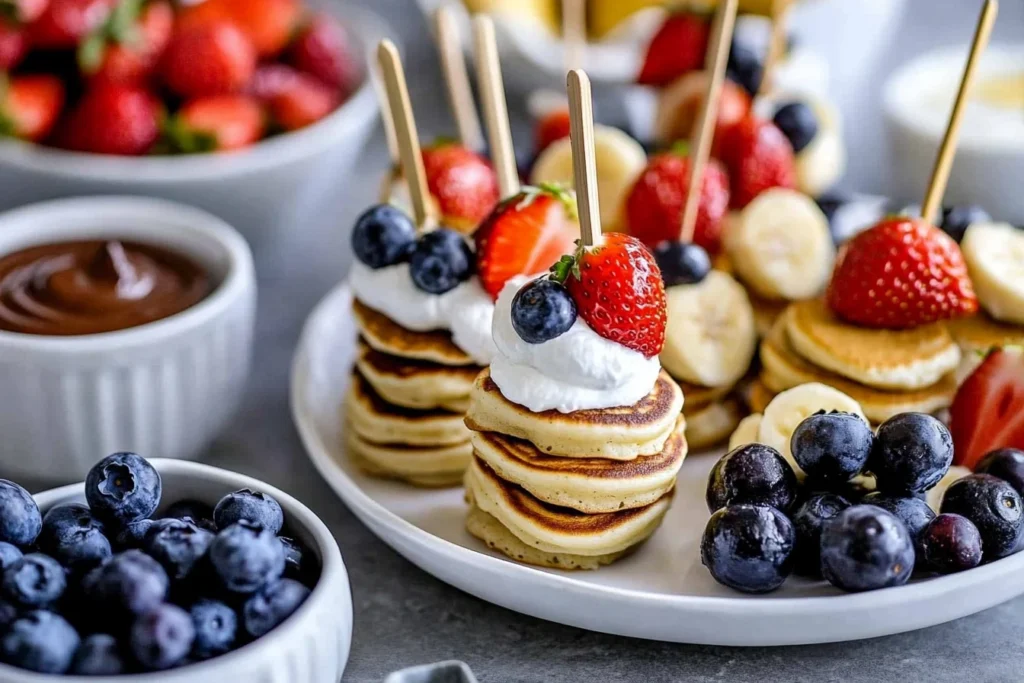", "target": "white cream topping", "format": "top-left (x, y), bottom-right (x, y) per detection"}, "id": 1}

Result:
top-left (489, 276), bottom-right (661, 413)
